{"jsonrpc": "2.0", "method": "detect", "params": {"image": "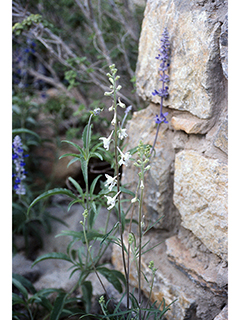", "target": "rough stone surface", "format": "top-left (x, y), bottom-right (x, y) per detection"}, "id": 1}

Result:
top-left (166, 228), bottom-right (228, 297)
top-left (213, 115), bottom-right (228, 154)
top-left (171, 114), bottom-right (212, 134)
top-left (122, 103), bottom-right (180, 231)
top-left (173, 150), bottom-right (228, 260)
top-left (219, 14), bottom-right (228, 79)
top-left (136, 0), bottom-right (227, 120)
top-left (213, 305), bottom-right (228, 320)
